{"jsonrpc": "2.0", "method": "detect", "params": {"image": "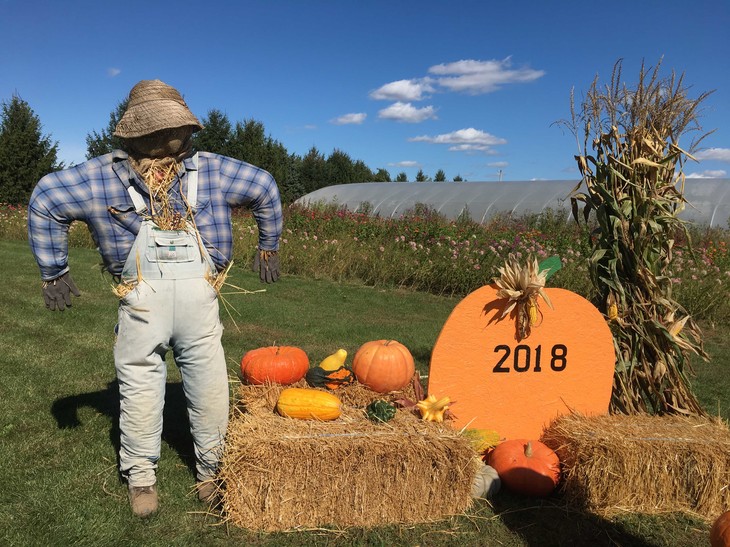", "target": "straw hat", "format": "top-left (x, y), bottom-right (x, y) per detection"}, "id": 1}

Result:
top-left (113, 80), bottom-right (203, 139)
